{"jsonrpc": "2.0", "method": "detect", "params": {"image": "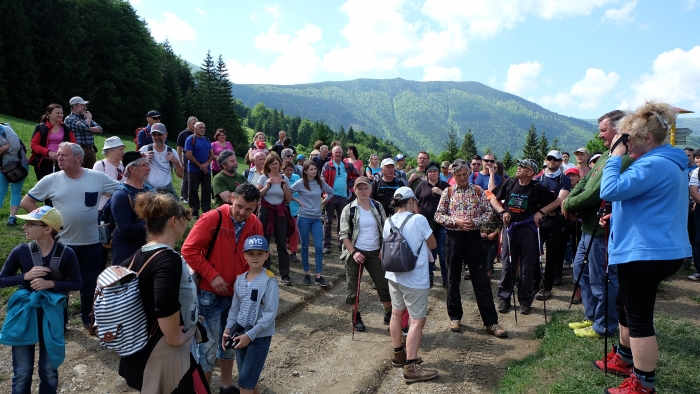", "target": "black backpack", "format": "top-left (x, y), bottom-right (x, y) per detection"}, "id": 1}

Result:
top-left (99, 184), bottom-right (154, 248)
top-left (380, 214), bottom-right (422, 272)
top-left (29, 240), bottom-right (65, 280)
